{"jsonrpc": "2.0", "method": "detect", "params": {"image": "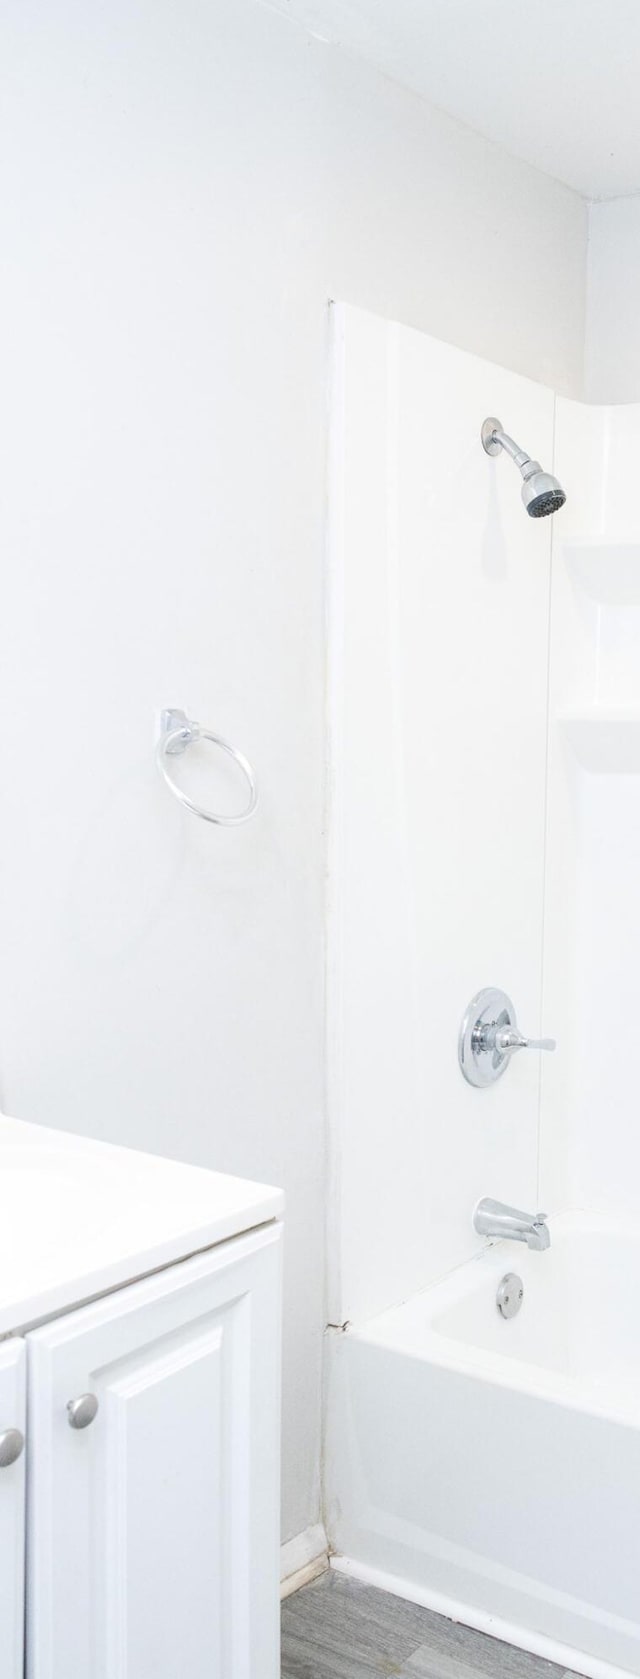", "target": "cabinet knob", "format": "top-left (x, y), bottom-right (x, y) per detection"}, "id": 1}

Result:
top-left (0, 1428), bottom-right (25, 1468)
top-left (67, 1393), bottom-right (99, 1430)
